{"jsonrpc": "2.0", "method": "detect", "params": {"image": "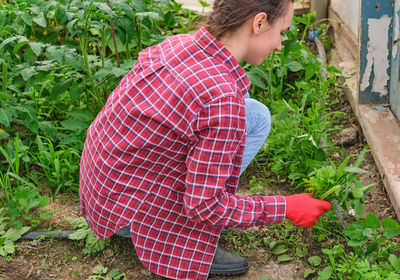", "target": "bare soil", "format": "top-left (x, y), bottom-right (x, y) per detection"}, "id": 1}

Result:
top-left (0, 56), bottom-right (398, 280)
